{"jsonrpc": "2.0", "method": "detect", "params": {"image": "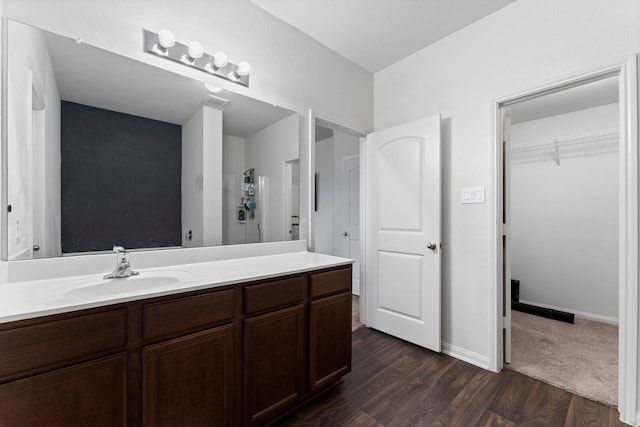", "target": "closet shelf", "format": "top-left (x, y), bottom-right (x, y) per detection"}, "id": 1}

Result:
top-left (511, 128), bottom-right (619, 165)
